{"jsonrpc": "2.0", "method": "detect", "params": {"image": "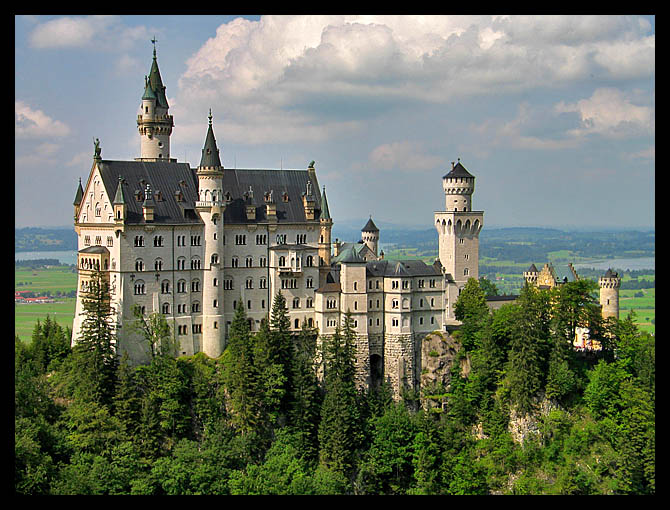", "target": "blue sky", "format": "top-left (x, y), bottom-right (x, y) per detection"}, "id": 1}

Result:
top-left (15, 15), bottom-right (654, 230)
